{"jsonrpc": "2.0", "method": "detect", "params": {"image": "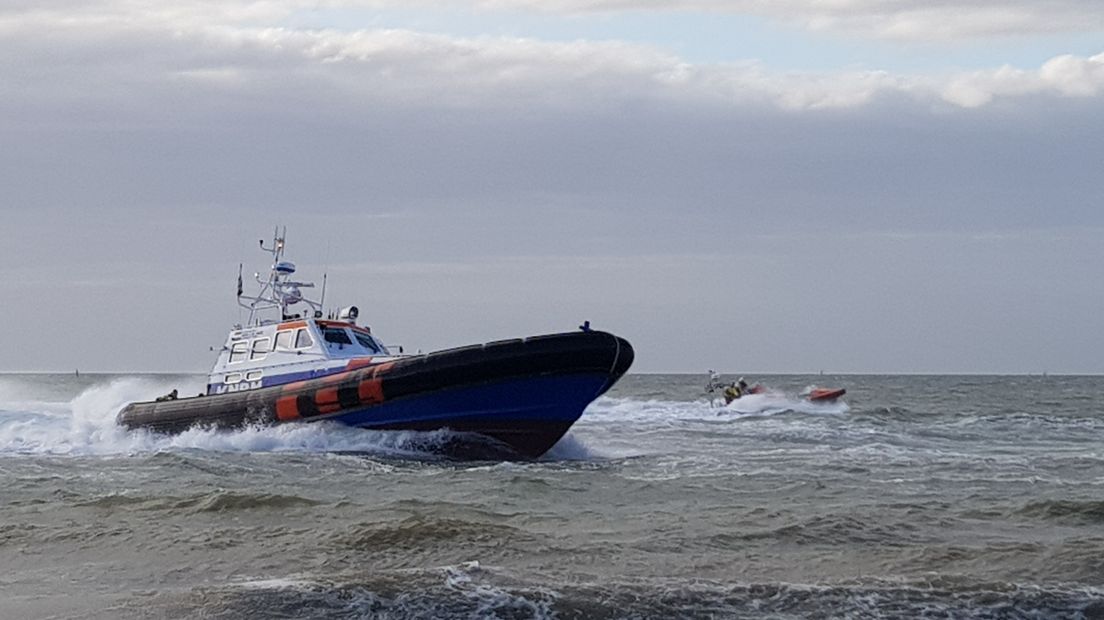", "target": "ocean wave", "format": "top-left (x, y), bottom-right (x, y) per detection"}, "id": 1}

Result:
top-left (1017, 499), bottom-right (1104, 525)
top-left (334, 517), bottom-right (539, 553)
top-left (0, 521), bottom-right (134, 550)
top-left (112, 566), bottom-right (1104, 620)
top-left (899, 540), bottom-right (1104, 585)
top-left (74, 490), bottom-right (325, 514)
top-left (703, 513), bottom-right (933, 548)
